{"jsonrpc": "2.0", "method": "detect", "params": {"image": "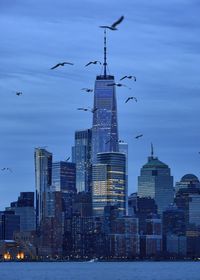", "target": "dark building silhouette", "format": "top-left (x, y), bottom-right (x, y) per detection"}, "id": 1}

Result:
top-left (52, 161), bottom-right (76, 193)
top-left (0, 211), bottom-right (20, 240)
